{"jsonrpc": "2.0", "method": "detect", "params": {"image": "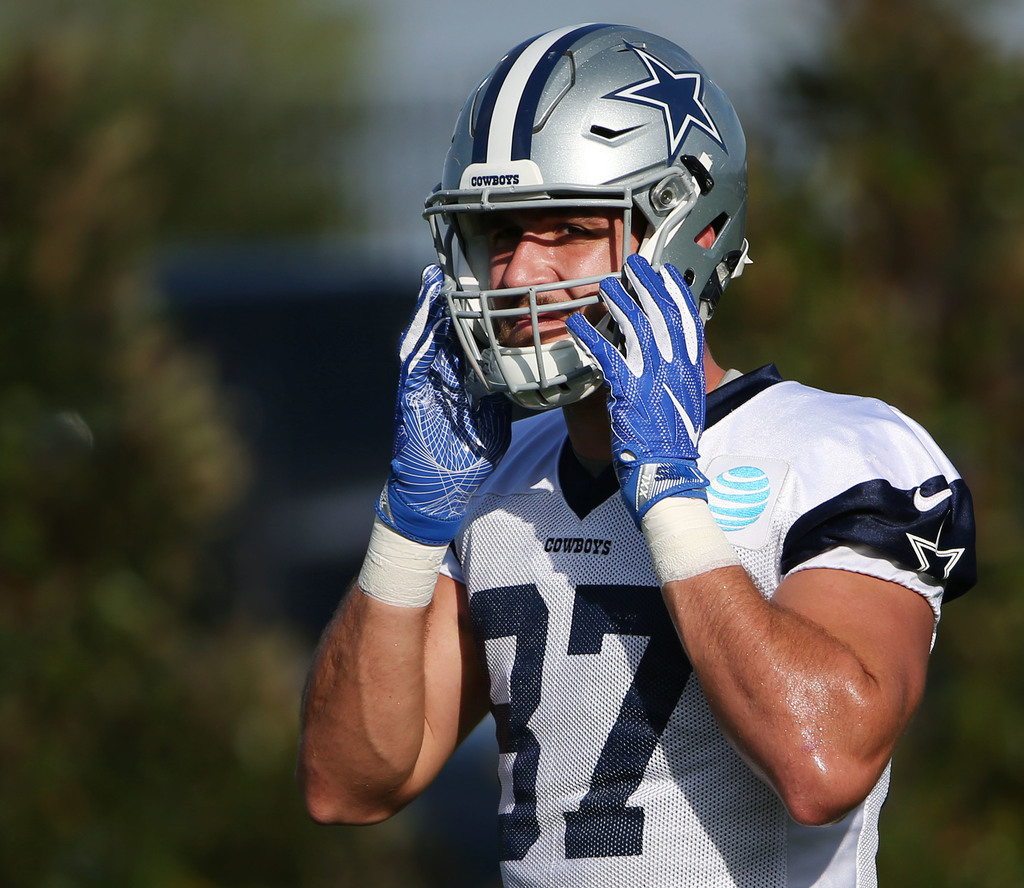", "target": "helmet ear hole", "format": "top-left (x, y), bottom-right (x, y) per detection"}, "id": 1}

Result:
top-left (683, 268), bottom-right (696, 286)
top-left (695, 213), bottom-right (729, 249)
